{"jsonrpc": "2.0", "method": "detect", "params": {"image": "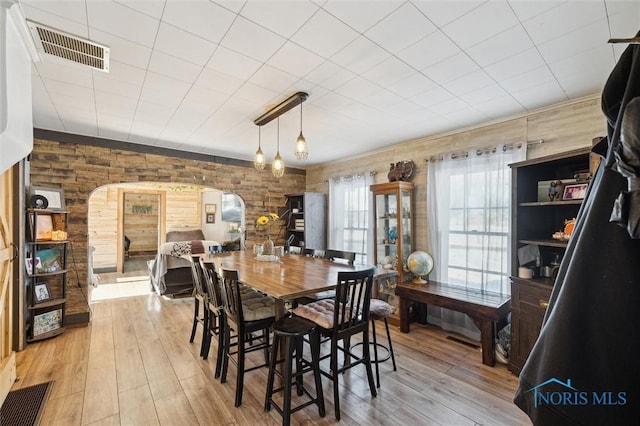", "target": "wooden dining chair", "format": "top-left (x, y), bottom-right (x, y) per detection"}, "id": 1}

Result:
top-left (291, 267), bottom-right (377, 420)
top-left (323, 249), bottom-right (356, 265)
top-left (199, 259), bottom-right (225, 378)
top-left (188, 256), bottom-right (210, 358)
top-left (219, 268), bottom-right (276, 407)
